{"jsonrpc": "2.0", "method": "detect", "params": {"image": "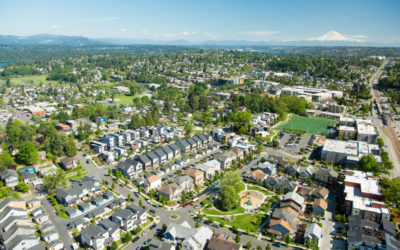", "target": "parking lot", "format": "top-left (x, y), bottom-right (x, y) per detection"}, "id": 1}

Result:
top-left (277, 132), bottom-right (315, 155)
